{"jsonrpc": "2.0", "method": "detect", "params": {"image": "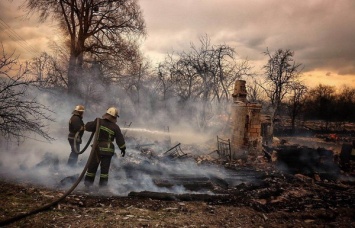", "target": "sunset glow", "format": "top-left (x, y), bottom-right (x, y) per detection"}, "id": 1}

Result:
top-left (0, 0), bottom-right (354, 89)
